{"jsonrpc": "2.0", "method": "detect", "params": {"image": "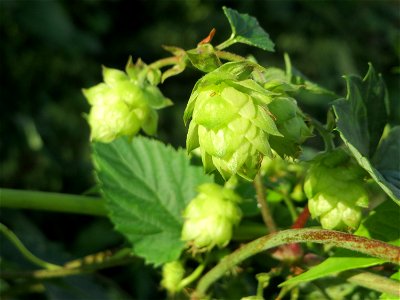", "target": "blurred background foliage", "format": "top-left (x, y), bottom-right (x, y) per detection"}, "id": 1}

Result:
top-left (0, 0), bottom-right (399, 299)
